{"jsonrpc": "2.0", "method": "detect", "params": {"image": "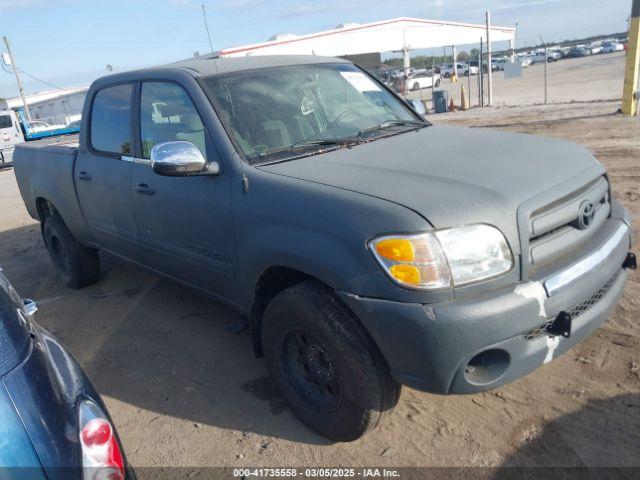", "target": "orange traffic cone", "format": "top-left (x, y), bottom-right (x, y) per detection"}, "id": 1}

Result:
top-left (461, 84), bottom-right (469, 110)
top-left (449, 97), bottom-right (457, 112)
